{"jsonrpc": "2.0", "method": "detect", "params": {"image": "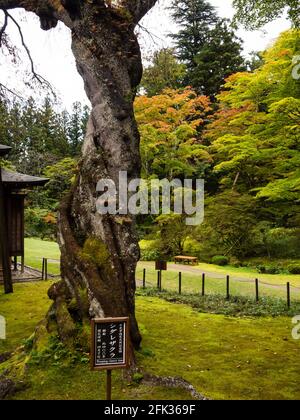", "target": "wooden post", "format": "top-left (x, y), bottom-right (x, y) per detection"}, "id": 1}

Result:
top-left (255, 279), bottom-right (259, 302)
top-left (45, 258), bottom-right (48, 281)
top-left (201, 273), bottom-right (205, 297)
top-left (287, 282), bottom-right (291, 309)
top-left (143, 268), bottom-right (146, 289)
top-left (42, 258), bottom-right (45, 281)
top-left (226, 275), bottom-right (230, 300)
top-left (106, 370), bottom-right (112, 400)
top-left (0, 172), bottom-right (13, 294)
top-left (21, 255), bottom-right (25, 274)
top-left (159, 270), bottom-right (162, 291)
top-left (179, 272), bottom-right (182, 294)
top-left (13, 256), bottom-right (18, 272)
top-left (157, 270), bottom-right (160, 289)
